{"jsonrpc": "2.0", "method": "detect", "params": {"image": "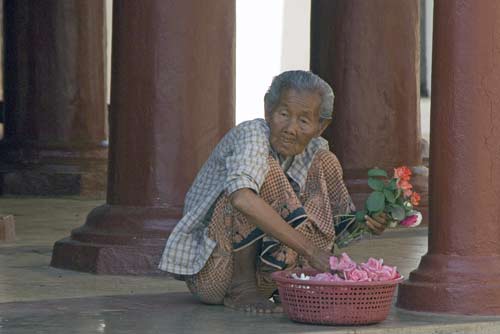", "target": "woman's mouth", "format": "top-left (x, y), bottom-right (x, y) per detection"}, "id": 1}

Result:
top-left (281, 136), bottom-right (296, 144)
